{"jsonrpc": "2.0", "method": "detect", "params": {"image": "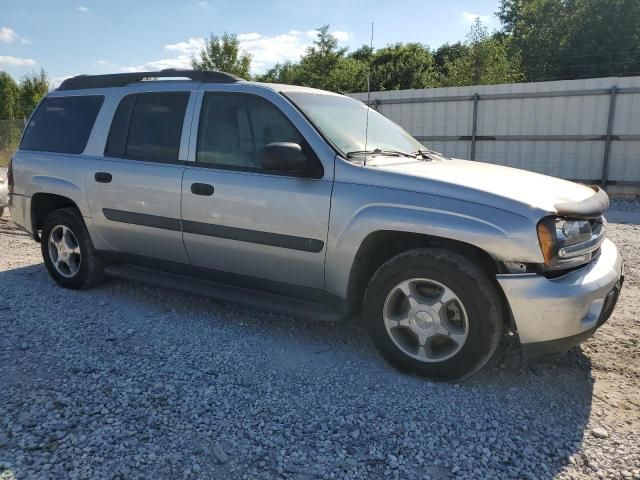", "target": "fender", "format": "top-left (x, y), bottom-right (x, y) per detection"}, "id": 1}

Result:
top-left (12, 150), bottom-right (92, 218)
top-left (324, 184), bottom-right (543, 300)
top-left (28, 175), bottom-right (91, 217)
